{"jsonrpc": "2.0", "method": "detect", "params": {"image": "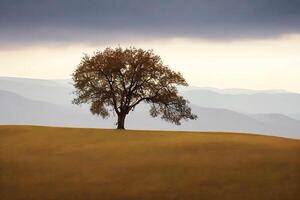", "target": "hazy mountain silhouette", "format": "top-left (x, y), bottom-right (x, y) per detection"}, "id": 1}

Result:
top-left (1, 77), bottom-right (299, 115)
top-left (127, 104), bottom-right (300, 138)
top-left (178, 86), bottom-right (288, 94)
top-left (0, 90), bottom-right (110, 127)
top-left (182, 89), bottom-right (300, 115)
top-left (0, 77), bottom-right (73, 107)
top-left (1, 84), bottom-right (299, 138)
